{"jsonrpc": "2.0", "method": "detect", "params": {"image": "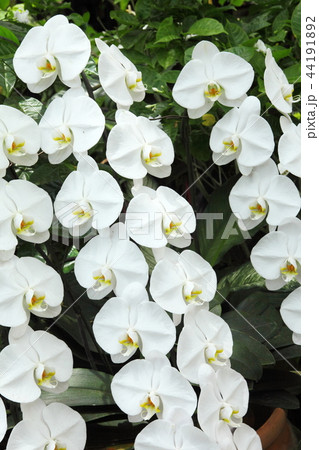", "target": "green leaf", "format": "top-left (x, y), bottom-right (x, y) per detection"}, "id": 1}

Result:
top-left (271, 45), bottom-right (292, 61)
top-left (284, 63), bottom-right (301, 84)
top-left (184, 45), bottom-right (194, 64)
top-left (225, 20), bottom-right (248, 45)
top-left (161, 70), bottom-right (180, 84)
top-left (291, 2), bottom-right (301, 46)
top-left (139, 245), bottom-right (156, 274)
top-left (0, 0), bottom-right (10, 9)
top-left (135, 0), bottom-right (155, 22)
top-left (120, 29), bottom-right (148, 50)
top-left (251, 390), bottom-right (300, 409)
top-left (155, 16), bottom-right (180, 44)
top-left (0, 24), bottom-right (19, 58)
top-left (231, 0), bottom-right (245, 5)
top-left (197, 176), bottom-right (249, 267)
top-left (272, 9), bottom-right (289, 34)
top-left (218, 262), bottom-right (265, 293)
top-left (29, 162), bottom-right (75, 185)
top-left (19, 97), bottom-right (45, 122)
top-left (110, 10), bottom-right (139, 26)
top-left (223, 305), bottom-right (282, 343)
top-left (0, 24), bottom-right (19, 44)
top-left (120, 0), bottom-right (130, 9)
top-left (244, 13), bottom-right (271, 34)
top-left (41, 369), bottom-right (115, 406)
top-left (0, 20), bottom-right (30, 42)
top-left (156, 47), bottom-right (179, 69)
top-left (187, 18), bottom-right (226, 36)
top-left (231, 330), bottom-right (275, 381)
top-left (268, 29), bottom-right (287, 43)
top-left (226, 46), bottom-right (255, 61)
top-left (0, 59), bottom-right (15, 97)
top-left (162, 118), bottom-right (179, 142)
top-left (190, 129), bottom-right (212, 161)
